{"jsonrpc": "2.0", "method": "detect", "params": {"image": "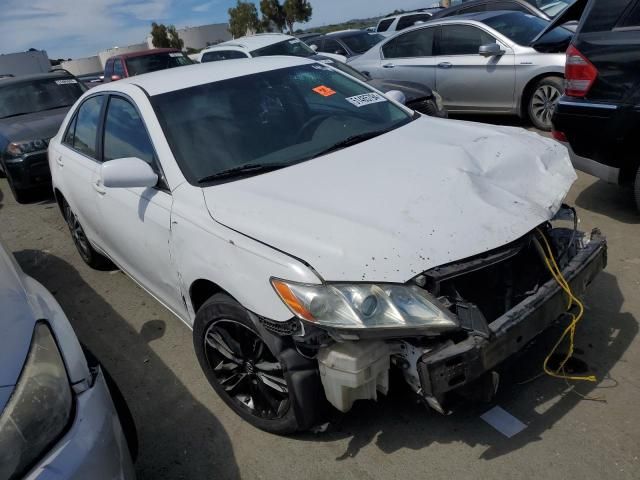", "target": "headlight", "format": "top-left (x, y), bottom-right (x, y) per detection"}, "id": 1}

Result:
top-left (6, 139), bottom-right (49, 159)
top-left (432, 91), bottom-right (444, 112)
top-left (0, 323), bottom-right (73, 479)
top-left (271, 279), bottom-right (459, 332)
